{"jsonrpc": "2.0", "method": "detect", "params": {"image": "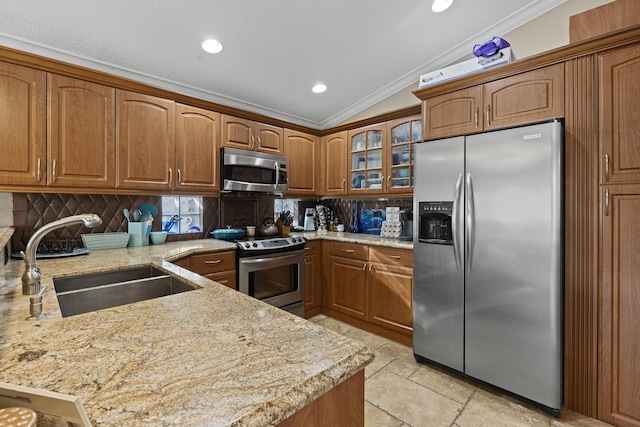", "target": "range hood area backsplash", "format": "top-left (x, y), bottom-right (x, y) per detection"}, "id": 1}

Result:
top-left (10, 193), bottom-right (412, 252)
